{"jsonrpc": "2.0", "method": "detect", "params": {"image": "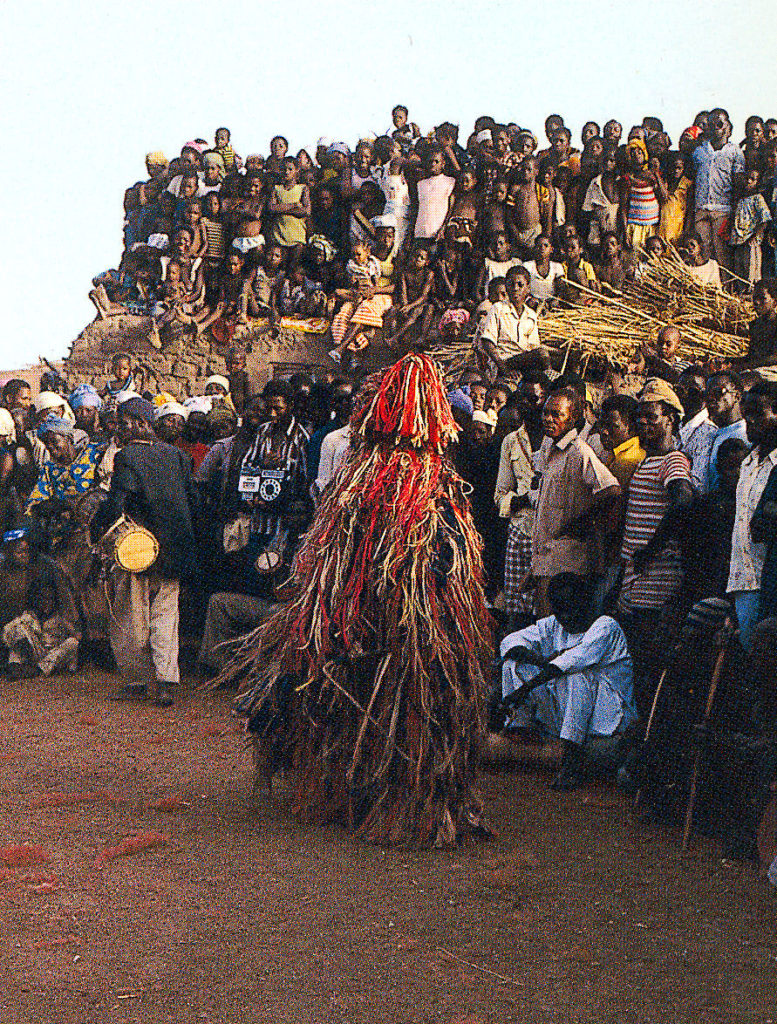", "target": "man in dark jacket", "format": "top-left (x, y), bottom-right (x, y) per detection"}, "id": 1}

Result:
top-left (91, 397), bottom-right (198, 706)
